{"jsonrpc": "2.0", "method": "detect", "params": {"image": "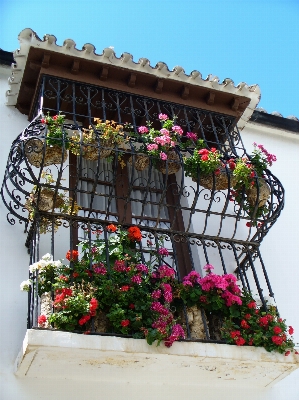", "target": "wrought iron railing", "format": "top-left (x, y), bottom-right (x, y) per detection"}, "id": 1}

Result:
top-left (1, 74), bottom-right (284, 343)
